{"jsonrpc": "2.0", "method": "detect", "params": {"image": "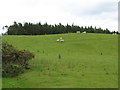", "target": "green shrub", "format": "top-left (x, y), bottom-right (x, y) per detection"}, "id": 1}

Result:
top-left (2, 42), bottom-right (34, 77)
